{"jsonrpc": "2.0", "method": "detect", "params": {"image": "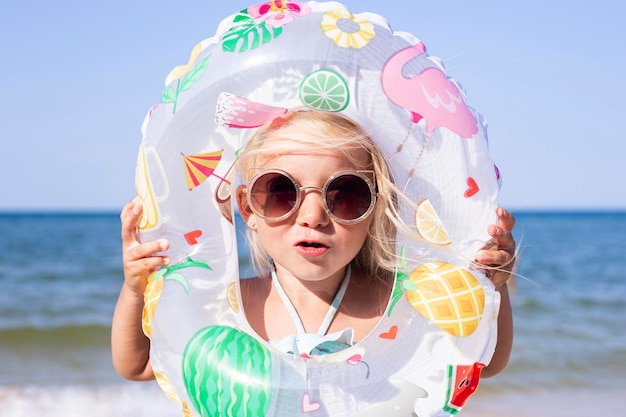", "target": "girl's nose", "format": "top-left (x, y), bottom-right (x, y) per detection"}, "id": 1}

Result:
top-left (295, 190), bottom-right (330, 228)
